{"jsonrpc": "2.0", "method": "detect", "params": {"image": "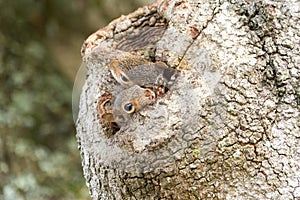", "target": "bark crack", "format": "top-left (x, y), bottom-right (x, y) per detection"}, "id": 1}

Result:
top-left (178, 1), bottom-right (221, 67)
